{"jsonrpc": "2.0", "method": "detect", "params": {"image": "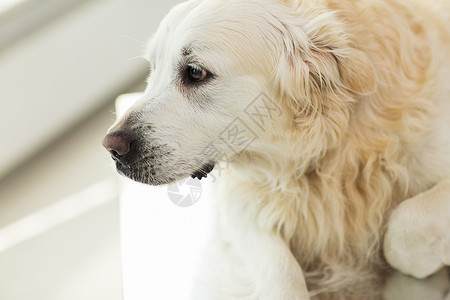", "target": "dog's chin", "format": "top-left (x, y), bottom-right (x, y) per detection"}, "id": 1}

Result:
top-left (116, 161), bottom-right (215, 186)
top-left (116, 167), bottom-right (172, 186)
